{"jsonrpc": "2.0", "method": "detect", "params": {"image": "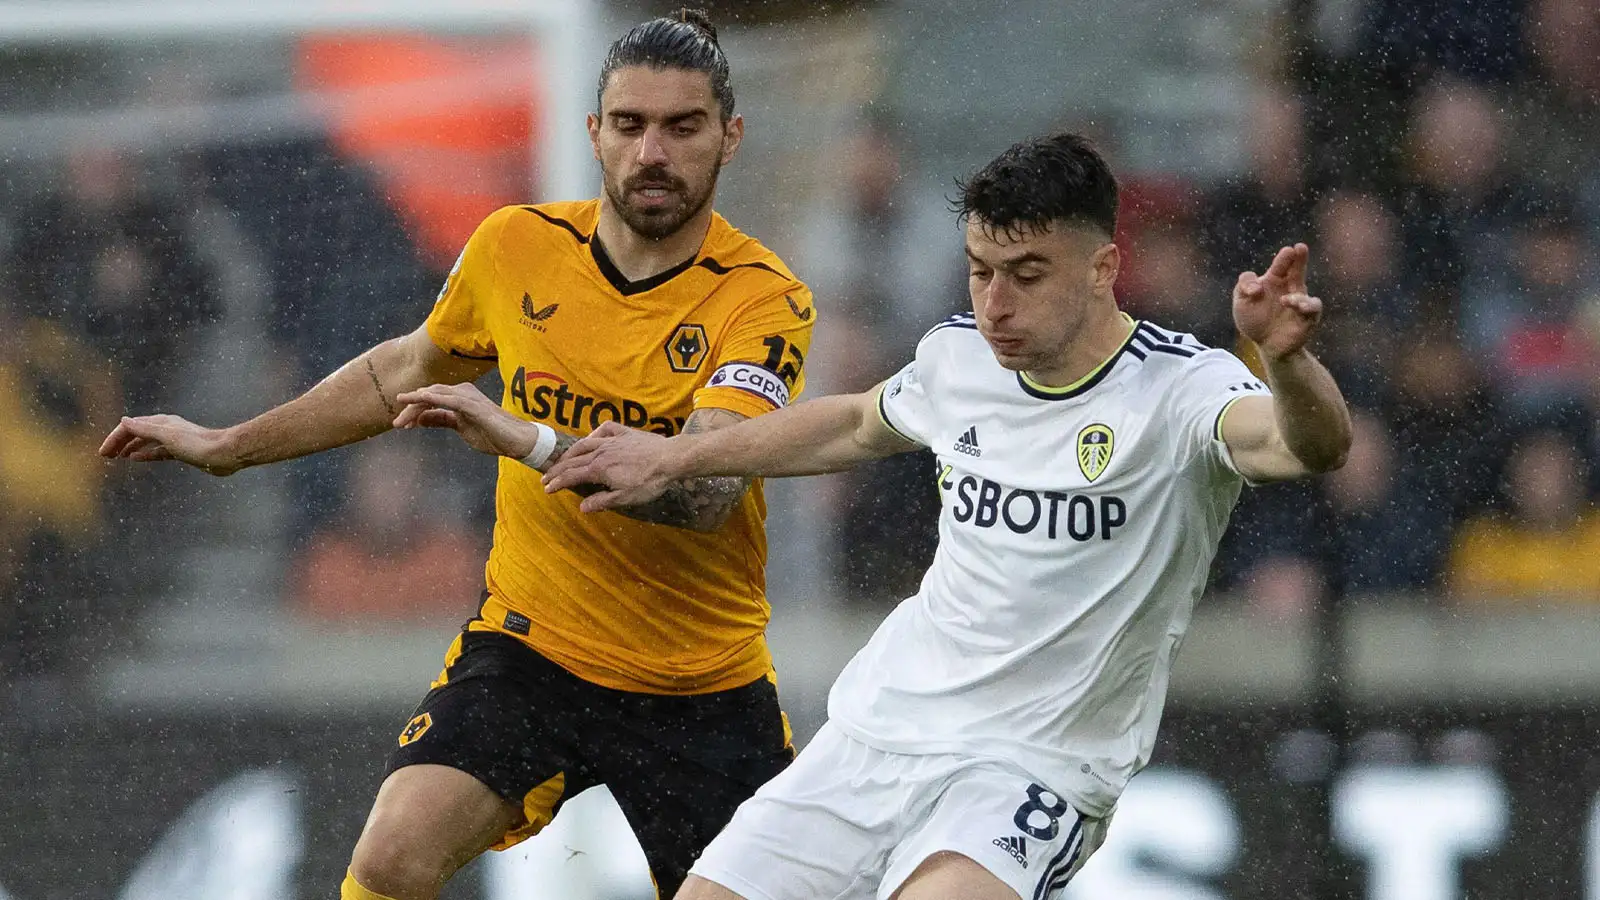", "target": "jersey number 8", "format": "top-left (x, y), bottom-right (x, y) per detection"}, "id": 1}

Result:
top-left (1014, 782), bottom-right (1072, 840)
